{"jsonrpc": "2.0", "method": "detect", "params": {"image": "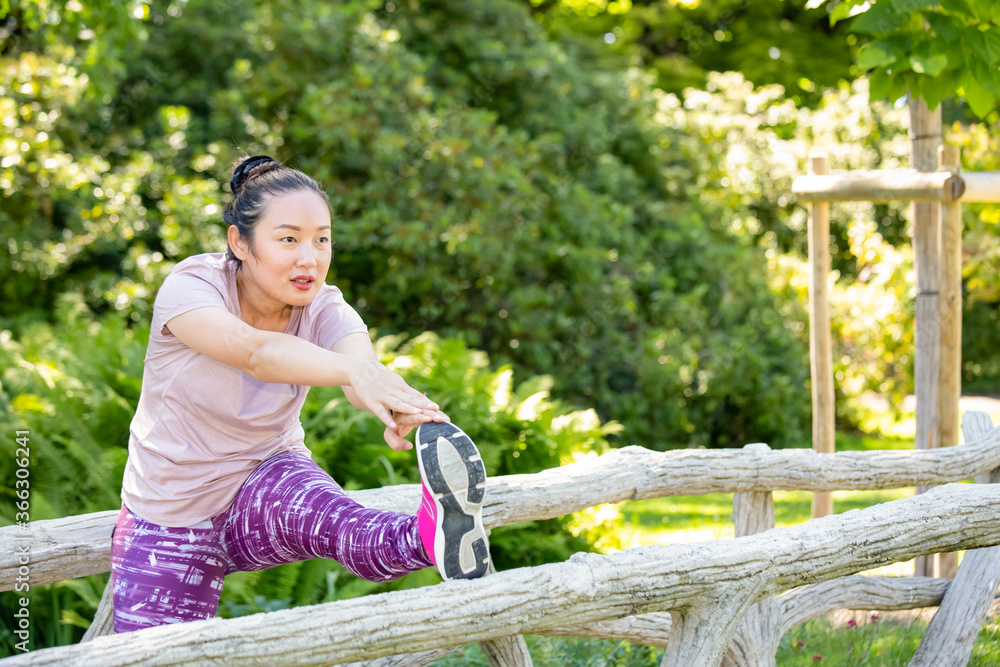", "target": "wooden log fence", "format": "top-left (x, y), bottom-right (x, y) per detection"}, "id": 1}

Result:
top-left (910, 412), bottom-right (1000, 667)
top-left (792, 146), bottom-right (1000, 583)
top-left (3, 412), bottom-right (1000, 666)
top-left (3, 482), bottom-right (1000, 667)
top-left (7, 422), bottom-right (1000, 591)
